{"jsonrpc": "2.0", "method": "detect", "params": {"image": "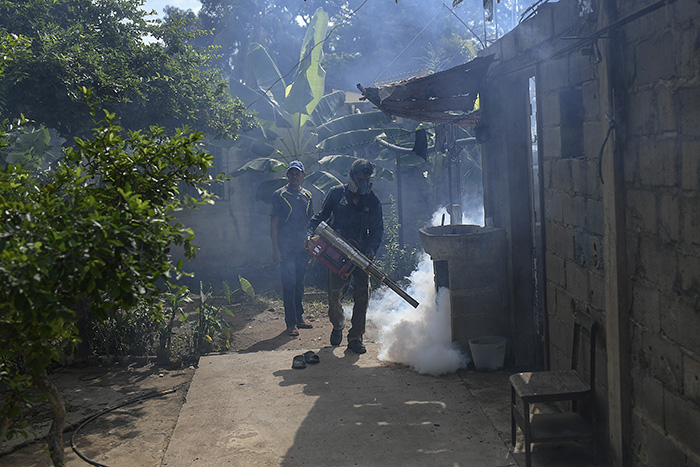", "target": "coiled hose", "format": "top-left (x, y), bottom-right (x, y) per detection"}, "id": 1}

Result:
top-left (70, 383), bottom-right (188, 467)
